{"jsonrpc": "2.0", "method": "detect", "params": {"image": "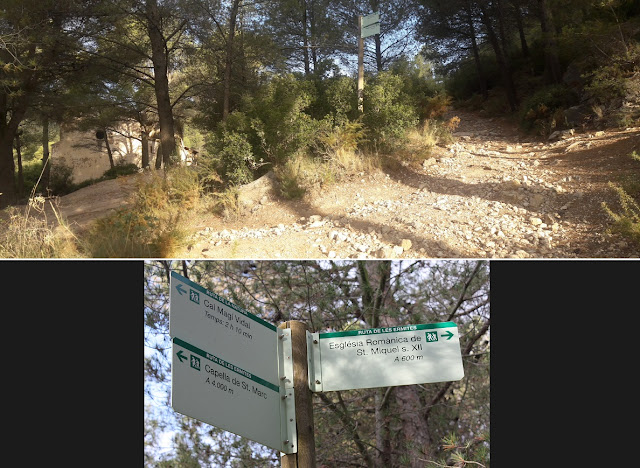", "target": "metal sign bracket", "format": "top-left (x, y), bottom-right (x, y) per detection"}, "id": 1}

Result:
top-left (306, 331), bottom-right (322, 392)
top-left (278, 328), bottom-right (297, 453)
